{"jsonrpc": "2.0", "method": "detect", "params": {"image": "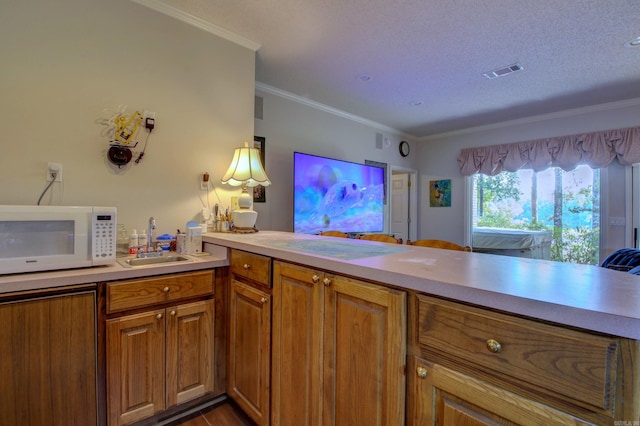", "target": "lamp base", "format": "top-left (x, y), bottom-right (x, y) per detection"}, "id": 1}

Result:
top-left (234, 226), bottom-right (259, 234)
top-left (232, 209), bottom-right (258, 228)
